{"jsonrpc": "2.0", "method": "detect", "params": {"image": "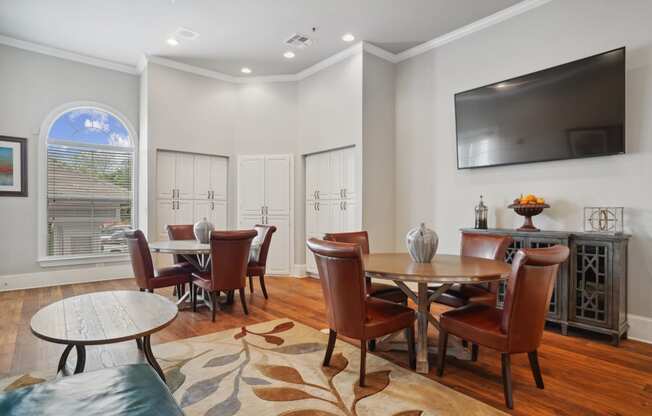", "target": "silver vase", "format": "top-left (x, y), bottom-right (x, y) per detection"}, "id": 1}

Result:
top-left (193, 217), bottom-right (214, 244)
top-left (406, 223), bottom-right (438, 263)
